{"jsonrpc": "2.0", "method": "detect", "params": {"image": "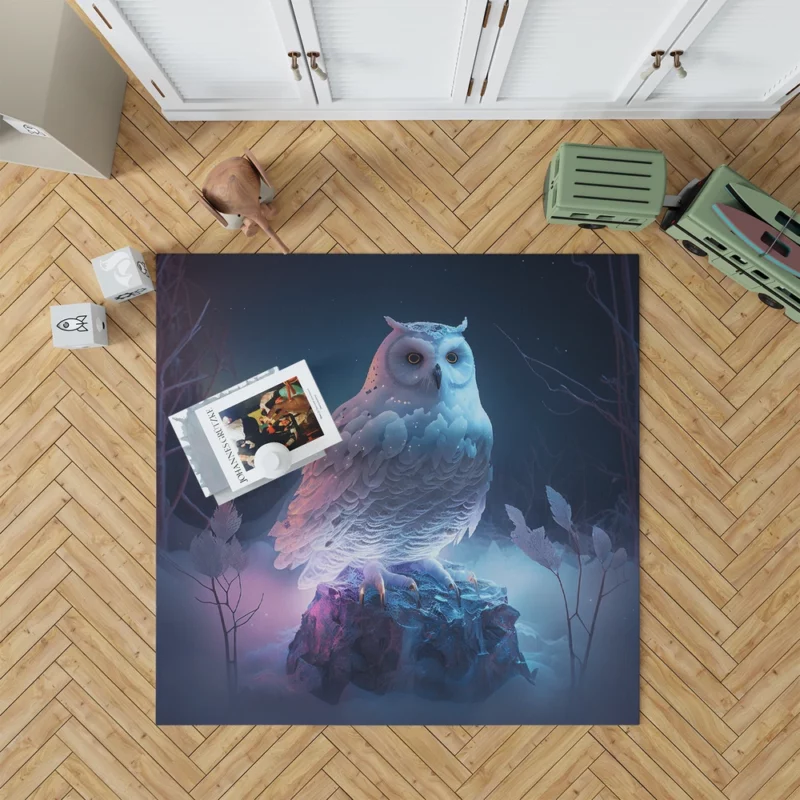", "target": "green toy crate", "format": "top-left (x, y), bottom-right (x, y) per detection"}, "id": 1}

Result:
top-left (661, 164), bottom-right (800, 323)
top-left (544, 143), bottom-right (667, 231)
